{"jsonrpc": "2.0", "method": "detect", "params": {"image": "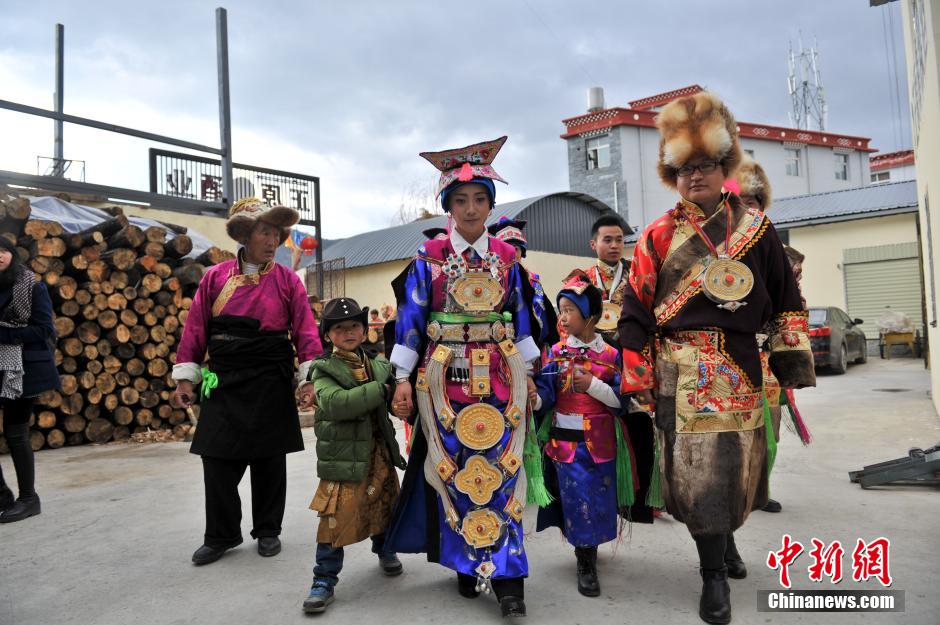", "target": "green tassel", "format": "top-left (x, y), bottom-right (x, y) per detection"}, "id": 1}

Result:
top-left (614, 418), bottom-right (636, 508)
top-left (762, 390), bottom-right (777, 477)
top-left (536, 408), bottom-right (553, 444)
top-left (523, 412), bottom-right (553, 507)
top-left (645, 433), bottom-right (665, 508)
